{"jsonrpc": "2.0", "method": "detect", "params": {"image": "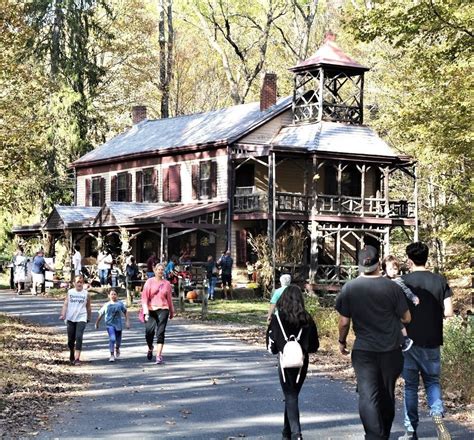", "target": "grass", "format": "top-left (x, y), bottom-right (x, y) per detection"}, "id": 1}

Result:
top-left (180, 298), bottom-right (269, 326)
